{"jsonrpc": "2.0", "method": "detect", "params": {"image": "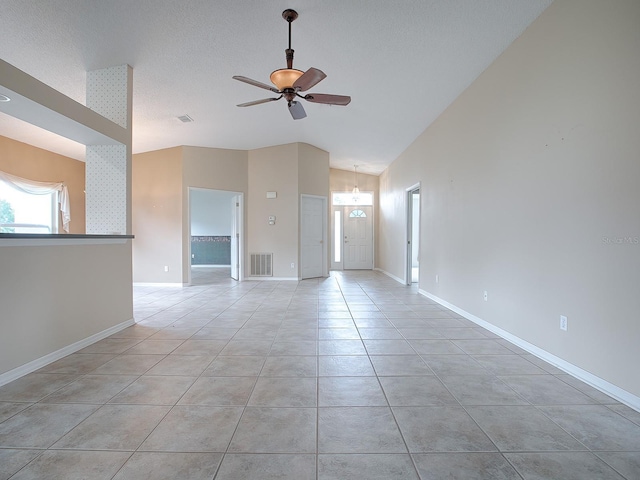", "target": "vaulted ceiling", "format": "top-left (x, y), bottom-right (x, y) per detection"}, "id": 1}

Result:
top-left (0, 0), bottom-right (552, 175)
